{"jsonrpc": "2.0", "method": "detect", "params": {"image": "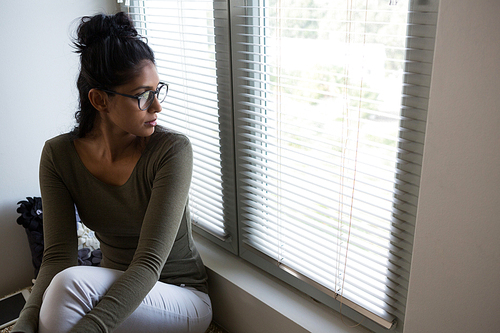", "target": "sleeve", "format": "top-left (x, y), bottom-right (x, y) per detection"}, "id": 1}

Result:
top-left (12, 142), bottom-right (79, 333)
top-left (68, 135), bottom-right (193, 333)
